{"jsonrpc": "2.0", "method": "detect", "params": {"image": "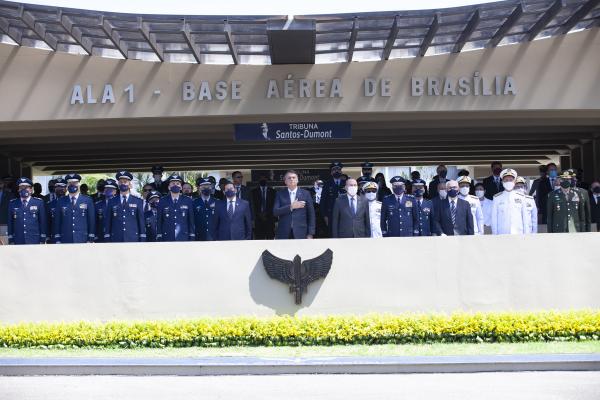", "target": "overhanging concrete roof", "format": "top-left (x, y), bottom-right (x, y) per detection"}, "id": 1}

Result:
top-left (0, 0), bottom-right (598, 65)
